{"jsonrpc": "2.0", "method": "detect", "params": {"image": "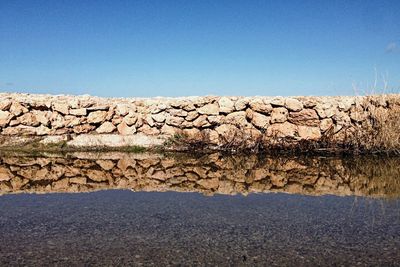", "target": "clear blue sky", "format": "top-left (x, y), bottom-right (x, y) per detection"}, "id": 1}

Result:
top-left (0, 0), bottom-right (399, 97)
